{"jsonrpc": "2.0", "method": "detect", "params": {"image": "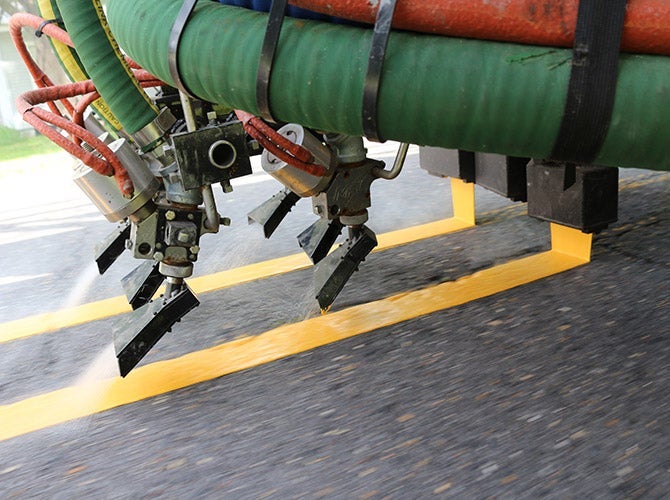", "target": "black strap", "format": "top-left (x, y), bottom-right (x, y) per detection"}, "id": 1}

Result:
top-left (256, 0), bottom-right (289, 123)
top-left (362, 0), bottom-right (398, 143)
top-left (168, 0), bottom-right (199, 99)
top-left (551, 0), bottom-right (628, 163)
top-left (35, 19), bottom-right (60, 38)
